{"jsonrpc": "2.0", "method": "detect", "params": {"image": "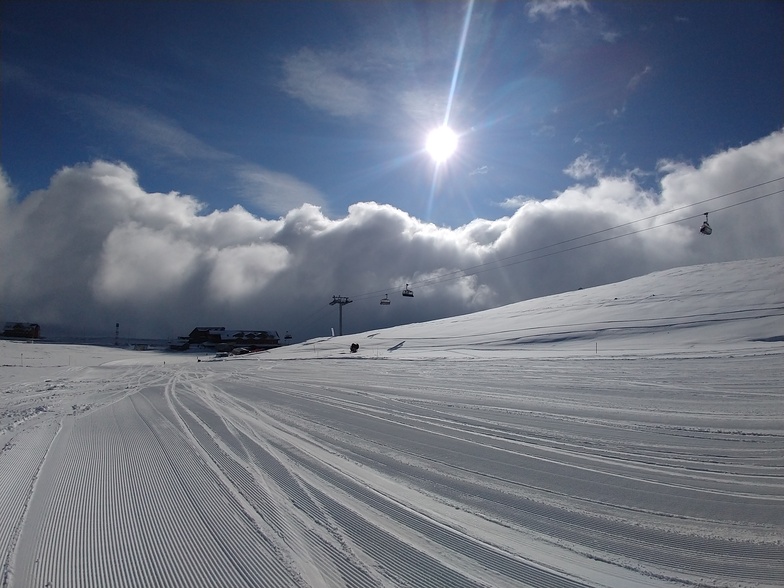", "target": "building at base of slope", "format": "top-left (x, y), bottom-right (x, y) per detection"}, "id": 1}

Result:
top-left (172, 326), bottom-right (281, 352)
top-left (1, 322), bottom-right (41, 339)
